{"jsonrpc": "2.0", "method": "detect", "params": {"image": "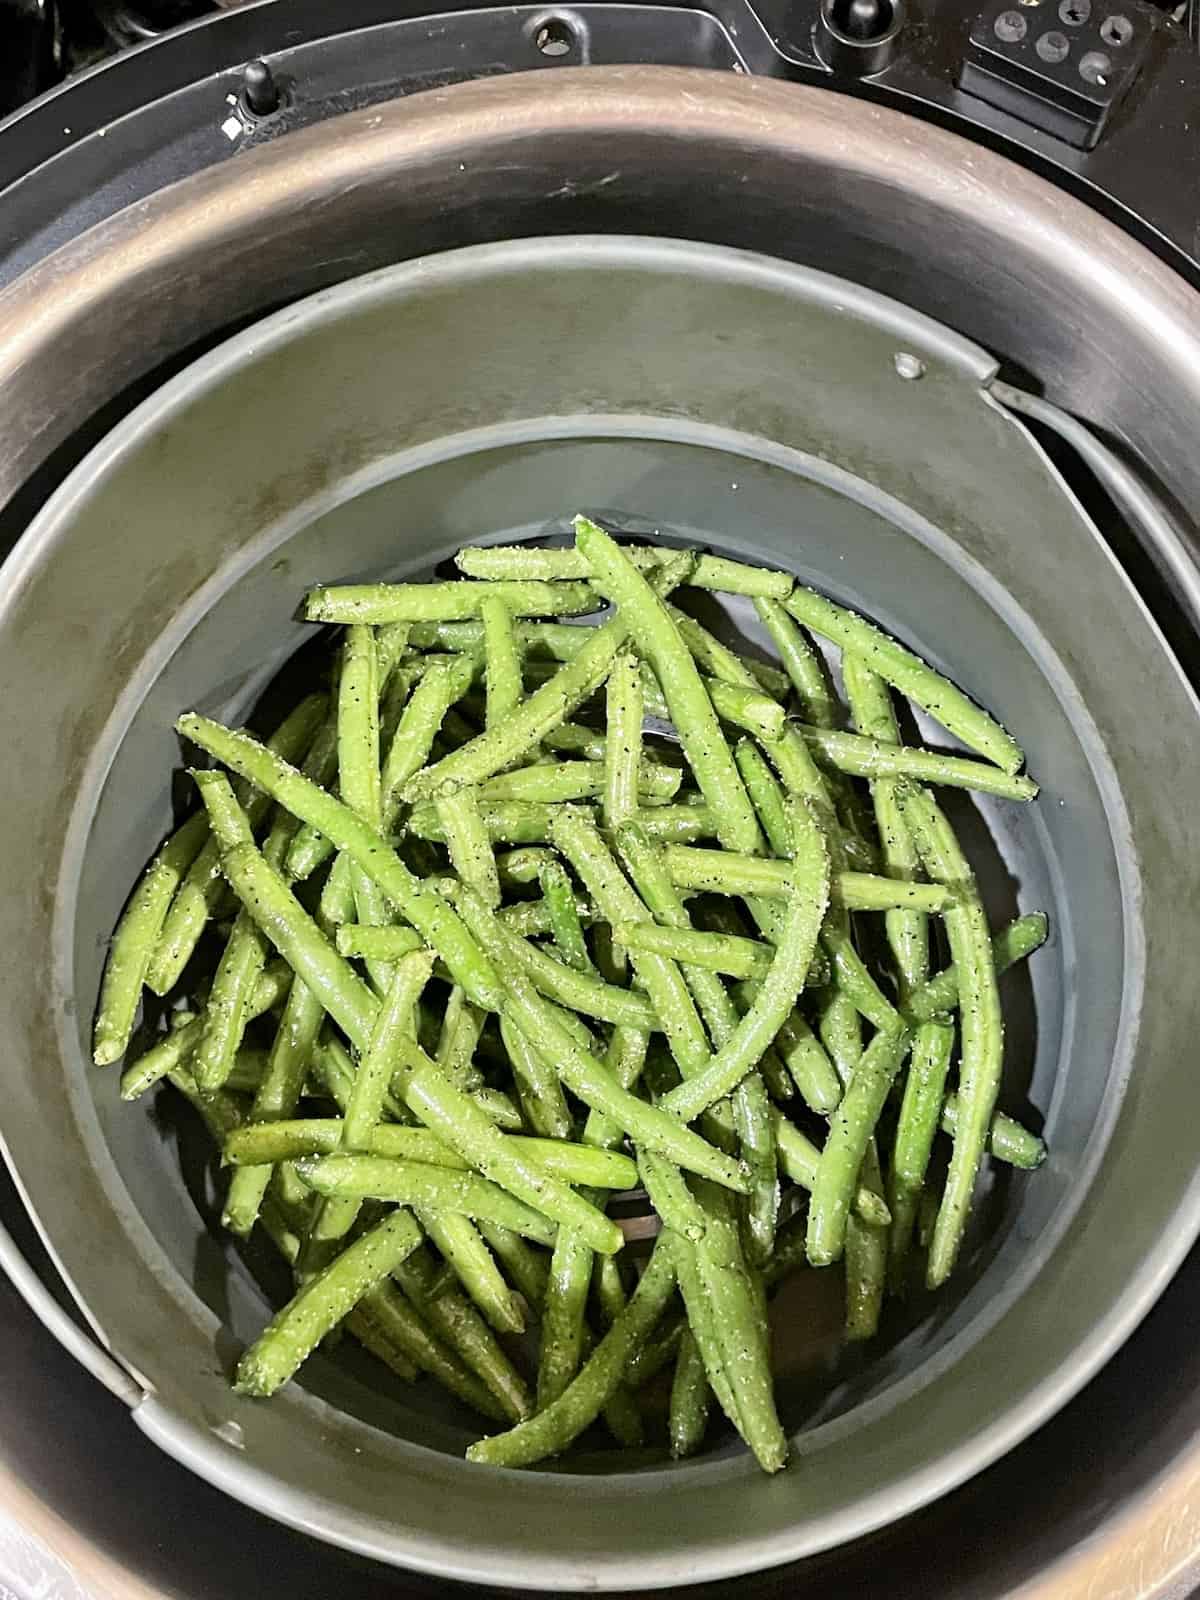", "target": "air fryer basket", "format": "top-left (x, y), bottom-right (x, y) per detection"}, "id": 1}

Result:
top-left (1, 71), bottom-right (1200, 1593)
